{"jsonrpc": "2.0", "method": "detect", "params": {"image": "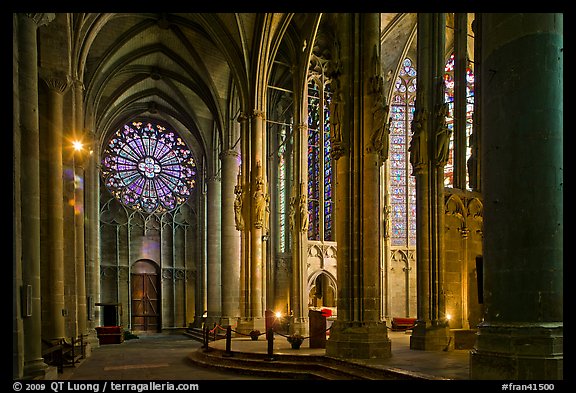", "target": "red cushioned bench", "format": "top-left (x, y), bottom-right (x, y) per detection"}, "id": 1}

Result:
top-left (391, 317), bottom-right (416, 331)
